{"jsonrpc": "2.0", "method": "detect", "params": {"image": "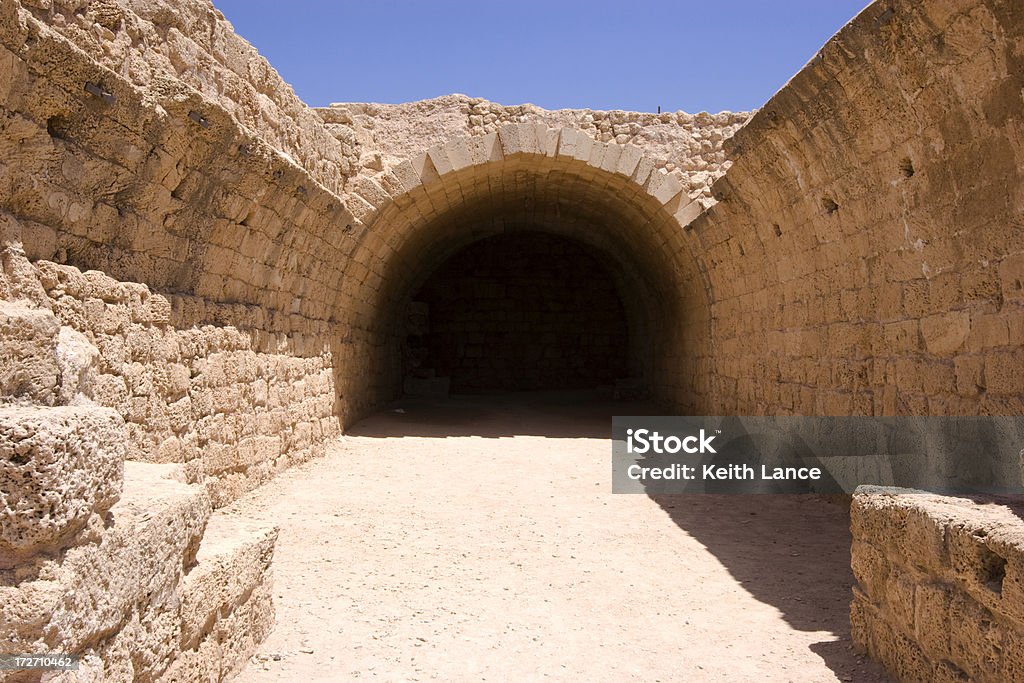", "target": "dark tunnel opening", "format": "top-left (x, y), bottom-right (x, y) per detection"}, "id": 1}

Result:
top-left (402, 232), bottom-right (632, 395)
